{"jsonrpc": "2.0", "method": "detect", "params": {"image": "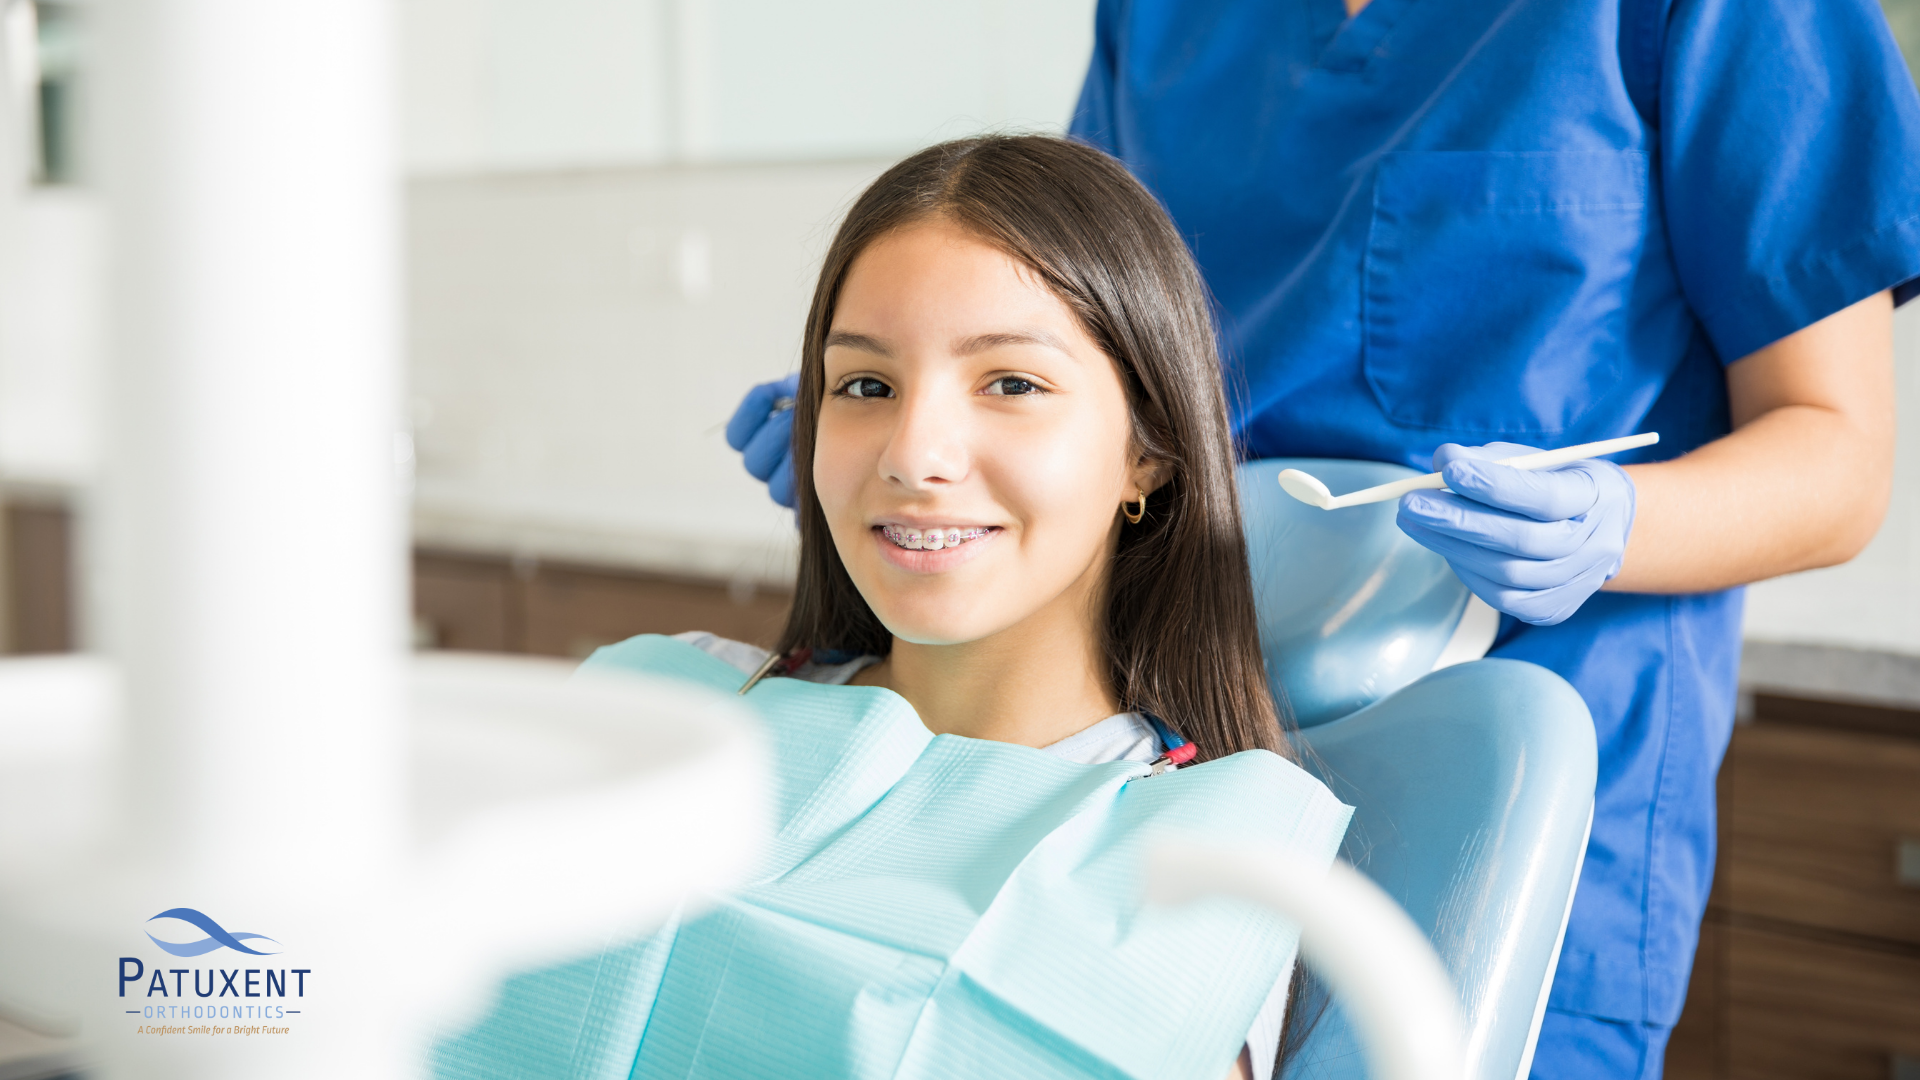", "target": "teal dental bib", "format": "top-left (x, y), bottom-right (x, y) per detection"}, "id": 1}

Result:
top-left (431, 635), bottom-right (1353, 1080)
